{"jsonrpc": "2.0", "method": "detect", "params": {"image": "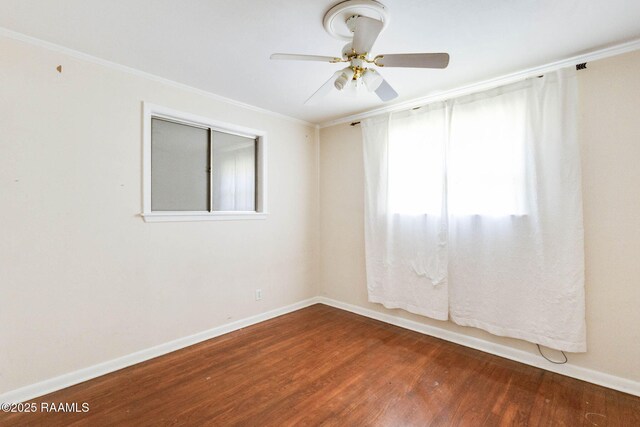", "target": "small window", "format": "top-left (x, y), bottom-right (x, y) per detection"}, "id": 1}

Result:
top-left (142, 103), bottom-right (267, 222)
